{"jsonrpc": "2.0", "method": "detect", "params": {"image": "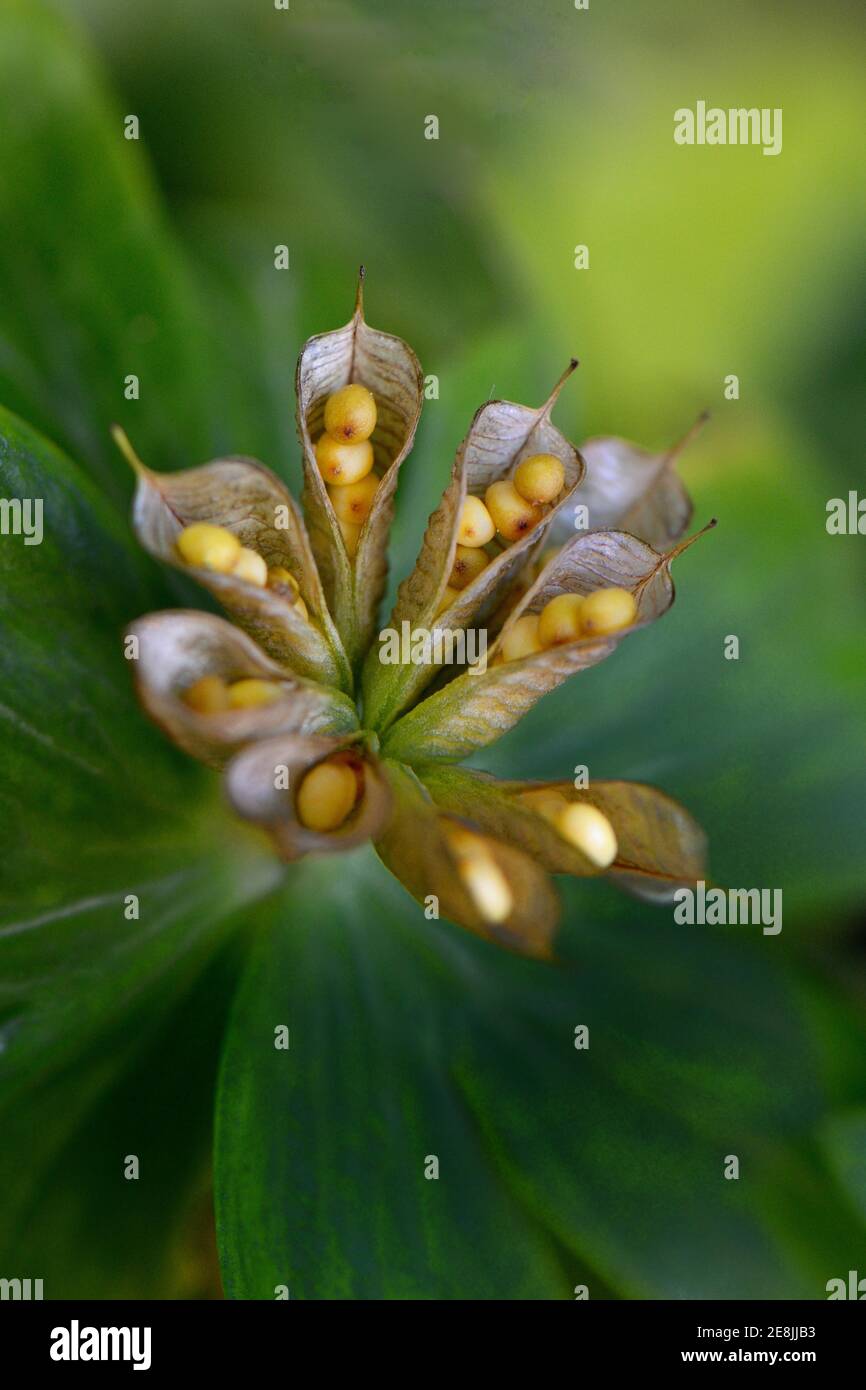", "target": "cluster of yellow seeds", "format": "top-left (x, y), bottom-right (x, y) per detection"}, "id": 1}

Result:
top-left (436, 453), bottom-right (566, 615)
top-left (182, 674), bottom-right (283, 712)
top-left (313, 384), bottom-right (379, 557)
top-left (496, 585), bottom-right (638, 663)
top-left (176, 524), bottom-right (309, 621)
